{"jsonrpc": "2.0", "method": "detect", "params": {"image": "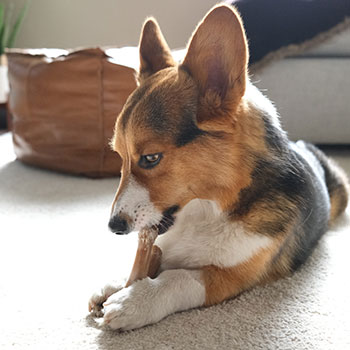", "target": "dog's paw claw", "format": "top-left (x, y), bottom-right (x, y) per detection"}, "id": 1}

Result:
top-left (88, 281), bottom-right (125, 318)
top-left (88, 292), bottom-right (106, 317)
